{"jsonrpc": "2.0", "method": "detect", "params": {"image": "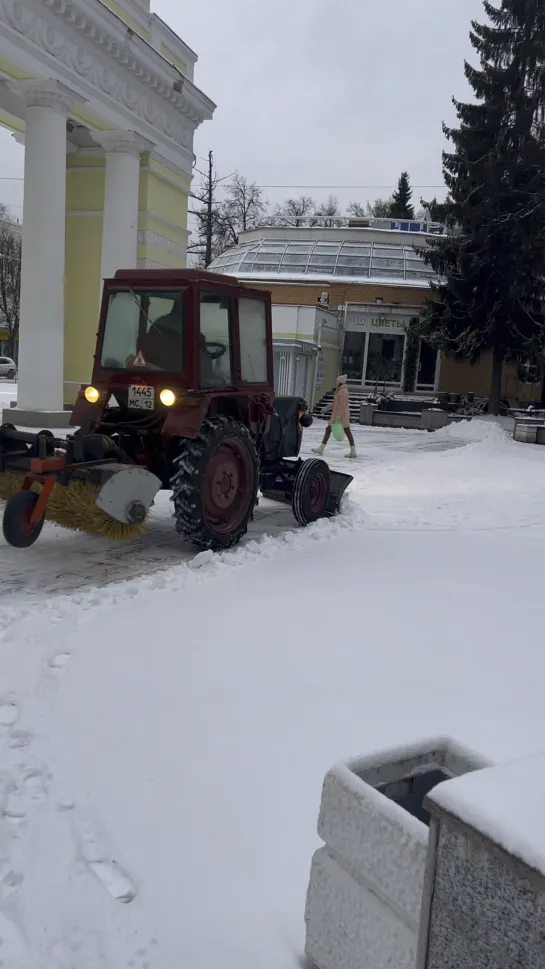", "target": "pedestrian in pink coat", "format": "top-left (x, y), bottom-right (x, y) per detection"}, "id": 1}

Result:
top-left (313, 374), bottom-right (357, 458)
